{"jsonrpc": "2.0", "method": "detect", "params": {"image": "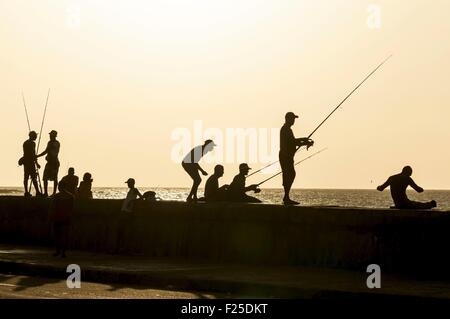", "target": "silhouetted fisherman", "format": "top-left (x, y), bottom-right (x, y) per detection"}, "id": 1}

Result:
top-left (60, 168), bottom-right (79, 196)
top-left (377, 166), bottom-right (437, 209)
top-left (49, 180), bottom-right (74, 258)
top-left (116, 178), bottom-right (143, 254)
top-left (77, 172), bottom-right (93, 199)
top-left (182, 139), bottom-right (216, 203)
top-left (204, 165), bottom-right (229, 202)
top-left (227, 163), bottom-right (261, 203)
top-left (121, 178), bottom-right (143, 213)
top-left (20, 131), bottom-right (42, 197)
top-left (37, 130), bottom-right (60, 197)
top-left (279, 112), bottom-right (314, 205)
